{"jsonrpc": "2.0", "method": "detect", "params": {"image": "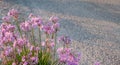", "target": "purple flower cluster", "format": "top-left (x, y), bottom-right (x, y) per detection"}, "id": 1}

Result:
top-left (57, 47), bottom-right (80, 65)
top-left (8, 9), bottom-right (19, 19)
top-left (0, 9), bottom-right (100, 65)
top-left (42, 16), bottom-right (60, 34)
top-left (3, 46), bottom-right (13, 57)
top-left (20, 15), bottom-right (43, 32)
top-left (0, 9), bottom-right (41, 65)
top-left (20, 21), bottom-right (31, 32)
top-left (2, 16), bottom-right (10, 23)
top-left (0, 23), bottom-right (16, 45)
top-left (59, 36), bottom-right (71, 44)
top-left (49, 16), bottom-right (59, 23)
top-left (42, 22), bottom-right (55, 34)
top-left (30, 16), bottom-right (42, 27)
top-left (21, 55), bottom-right (38, 65)
top-left (13, 38), bottom-right (28, 49)
top-left (45, 39), bottom-right (55, 48)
